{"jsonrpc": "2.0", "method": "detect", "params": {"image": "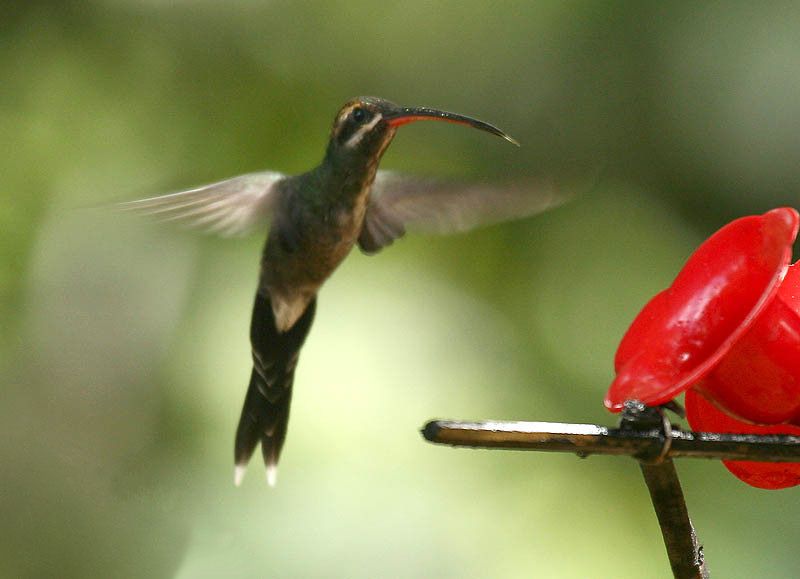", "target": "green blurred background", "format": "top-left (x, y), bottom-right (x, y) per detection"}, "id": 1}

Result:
top-left (3, 1), bottom-right (800, 577)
